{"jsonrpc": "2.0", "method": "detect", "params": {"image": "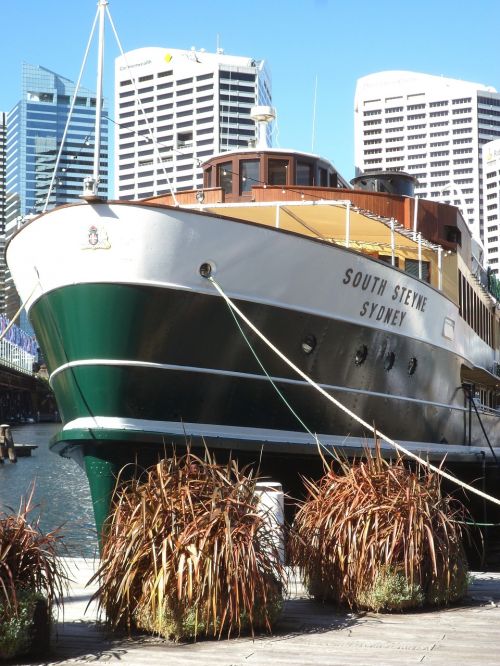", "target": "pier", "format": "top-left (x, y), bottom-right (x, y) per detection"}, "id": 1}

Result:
top-left (38, 558), bottom-right (500, 666)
